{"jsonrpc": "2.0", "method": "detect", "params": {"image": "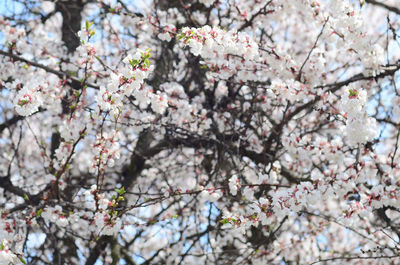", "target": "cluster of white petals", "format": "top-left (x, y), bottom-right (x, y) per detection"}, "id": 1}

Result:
top-left (179, 25), bottom-right (259, 80)
top-left (340, 86), bottom-right (378, 145)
